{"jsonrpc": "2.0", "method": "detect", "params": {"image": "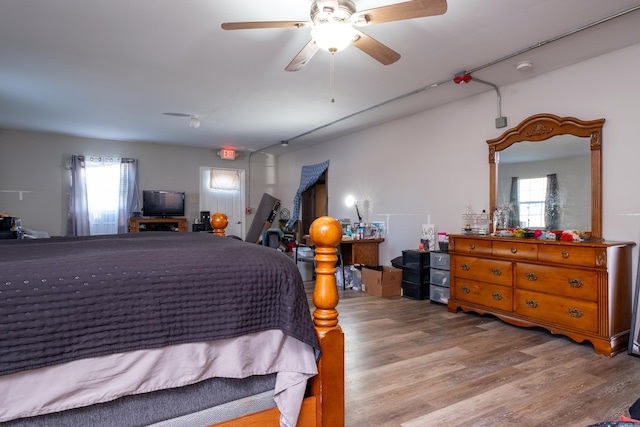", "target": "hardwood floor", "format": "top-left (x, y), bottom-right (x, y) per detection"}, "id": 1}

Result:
top-left (306, 282), bottom-right (640, 427)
